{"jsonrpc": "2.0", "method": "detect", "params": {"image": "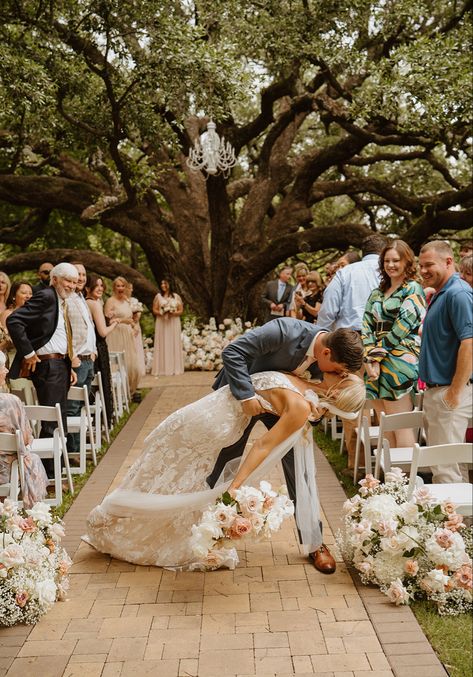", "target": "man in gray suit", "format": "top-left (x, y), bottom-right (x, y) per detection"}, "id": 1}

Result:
top-left (209, 317), bottom-right (364, 573)
top-left (261, 266), bottom-right (294, 323)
